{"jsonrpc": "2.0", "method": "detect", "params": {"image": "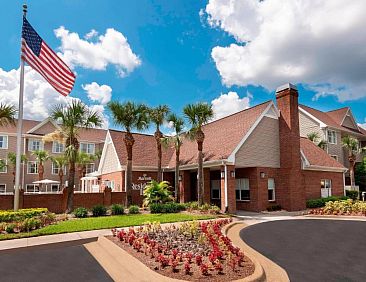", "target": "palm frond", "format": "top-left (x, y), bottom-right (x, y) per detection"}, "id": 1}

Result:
top-left (0, 103), bottom-right (16, 126)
